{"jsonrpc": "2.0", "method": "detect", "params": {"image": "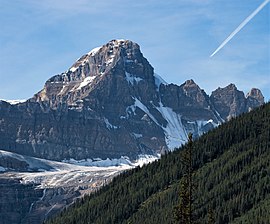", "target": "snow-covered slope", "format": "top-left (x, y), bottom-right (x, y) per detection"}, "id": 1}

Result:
top-left (0, 149), bottom-right (157, 188)
top-left (0, 149), bottom-right (159, 222)
top-left (0, 149), bottom-right (140, 223)
top-left (0, 99), bottom-right (26, 105)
